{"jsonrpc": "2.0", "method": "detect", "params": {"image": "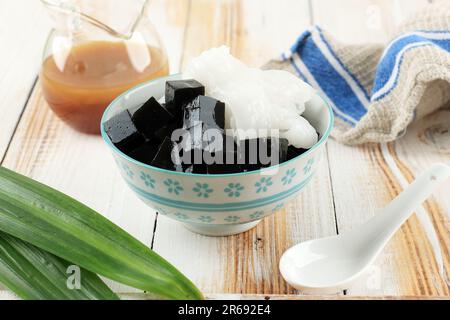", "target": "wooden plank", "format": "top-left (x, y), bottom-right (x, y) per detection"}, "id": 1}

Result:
top-left (205, 293), bottom-right (450, 300)
top-left (386, 112), bottom-right (450, 296)
top-left (2, 289), bottom-right (447, 300)
top-left (390, 0), bottom-right (434, 32)
top-left (0, 291), bottom-right (17, 300)
top-left (394, 110), bottom-right (450, 219)
top-left (325, 142), bottom-right (403, 295)
top-left (234, 0), bottom-right (315, 67)
top-left (0, 0), bottom-right (51, 294)
top-left (311, 0), bottom-right (391, 43)
top-left (180, 0), bottom-right (313, 69)
top-left (347, 0), bottom-right (450, 296)
top-left (0, 0), bottom-right (190, 295)
top-left (1, 0), bottom-right (444, 300)
top-left (326, 141), bottom-right (450, 296)
top-left (311, 0), bottom-right (430, 44)
top-left (152, 0), bottom-right (338, 295)
top-left (0, 0), bottom-right (52, 159)
top-left (311, 0), bottom-right (449, 296)
top-left (0, 84), bottom-right (155, 294)
top-left (148, 0), bottom-right (189, 73)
